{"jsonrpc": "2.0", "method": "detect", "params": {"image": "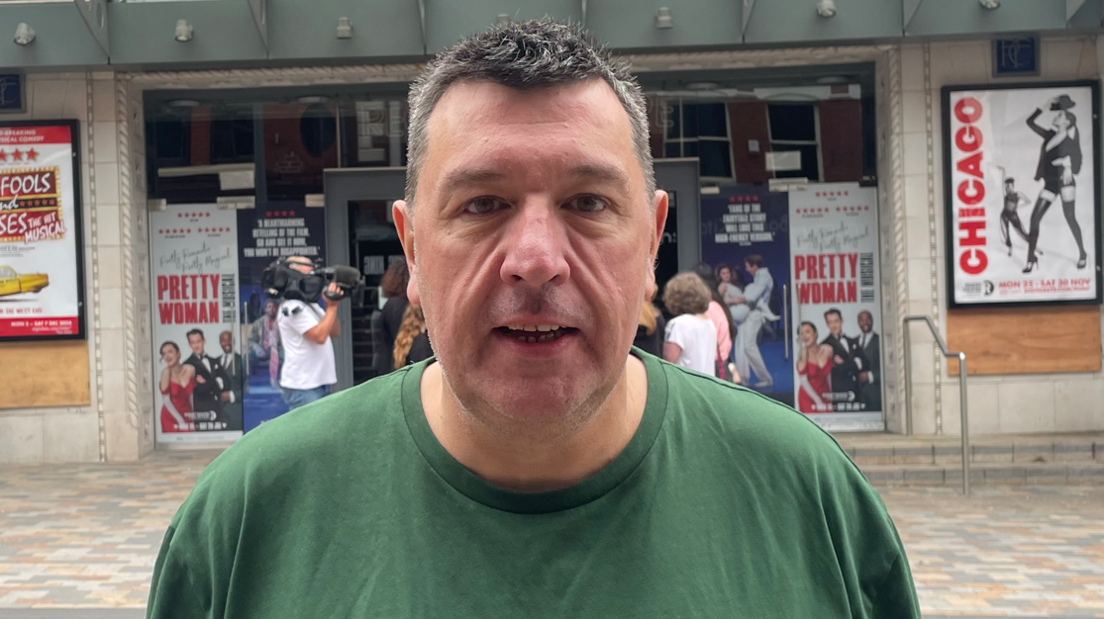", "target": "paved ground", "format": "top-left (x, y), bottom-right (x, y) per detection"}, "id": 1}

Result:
top-left (1, 452), bottom-right (1102, 618)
